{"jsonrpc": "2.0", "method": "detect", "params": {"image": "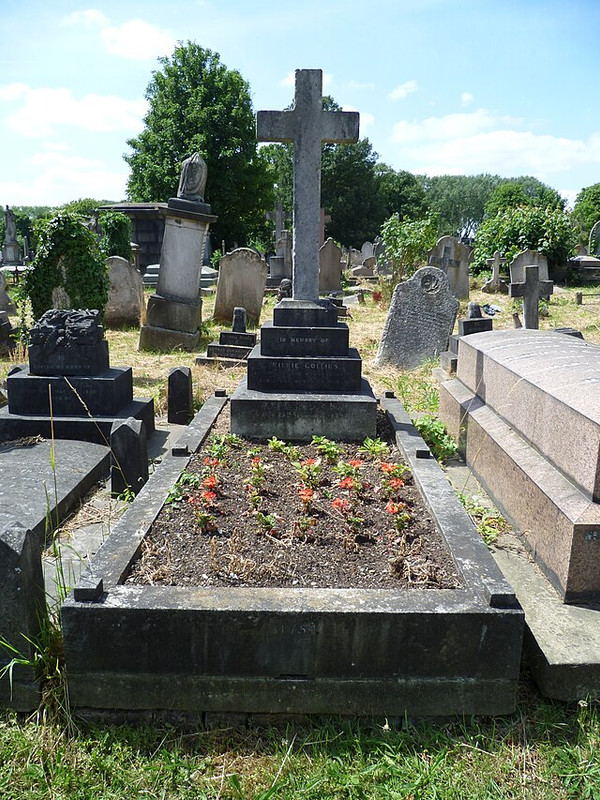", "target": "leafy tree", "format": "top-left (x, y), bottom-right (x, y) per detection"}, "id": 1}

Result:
top-left (572, 182), bottom-right (600, 246)
top-left (125, 42), bottom-right (273, 249)
top-left (379, 211), bottom-right (439, 292)
top-left (98, 210), bottom-right (133, 261)
top-left (473, 205), bottom-right (577, 273)
top-left (61, 198), bottom-right (113, 217)
top-left (485, 177), bottom-right (564, 217)
top-left (419, 174), bottom-right (500, 239)
top-left (375, 164), bottom-right (429, 222)
top-left (0, 205), bottom-right (56, 252)
top-left (24, 212), bottom-right (109, 320)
